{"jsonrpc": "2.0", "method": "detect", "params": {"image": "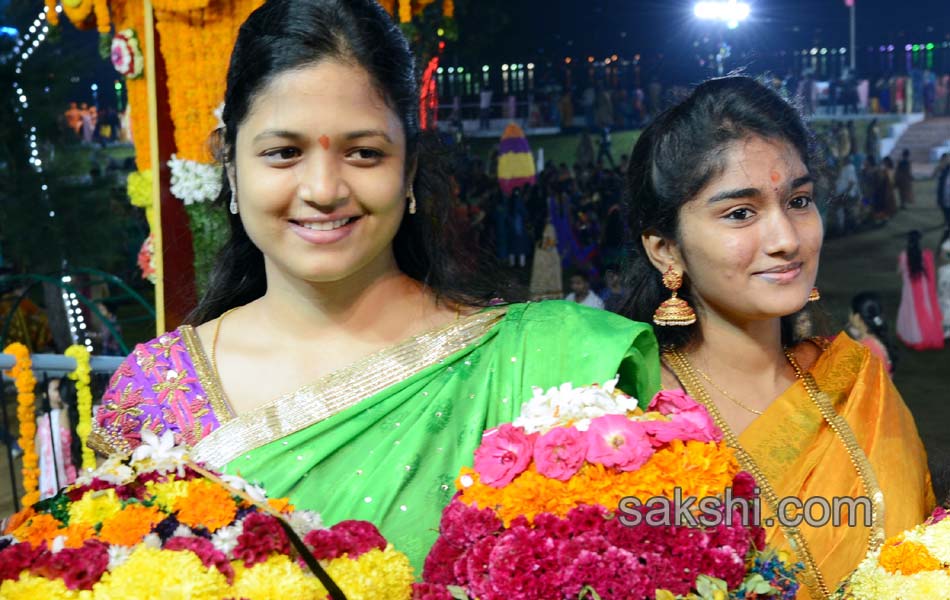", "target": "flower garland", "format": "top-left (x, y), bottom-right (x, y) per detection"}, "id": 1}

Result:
top-left (152, 0), bottom-right (212, 10)
top-left (137, 234), bottom-right (158, 285)
top-left (443, 0), bottom-right (453, 18)
top-left (398, 0), bottom-right (411, 22)
top-left (64, 345), bottom-right (94, 472)
top-left (60, 0), bottom-right (95, 29)
top-left (93, 0), bottom-right (110, 33)
top-left (168, 155), bottom-right (223, 205)
top-left (45, 0), bottom-right (59, 26)
top-left (4, 343), bottom-right (40, 508)
top-left (110, 28), bottom-right (143, 79)
top-left (154, 0), bottom-right (262, 164)
top-left (127, 169), bottom-right (155, 230)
